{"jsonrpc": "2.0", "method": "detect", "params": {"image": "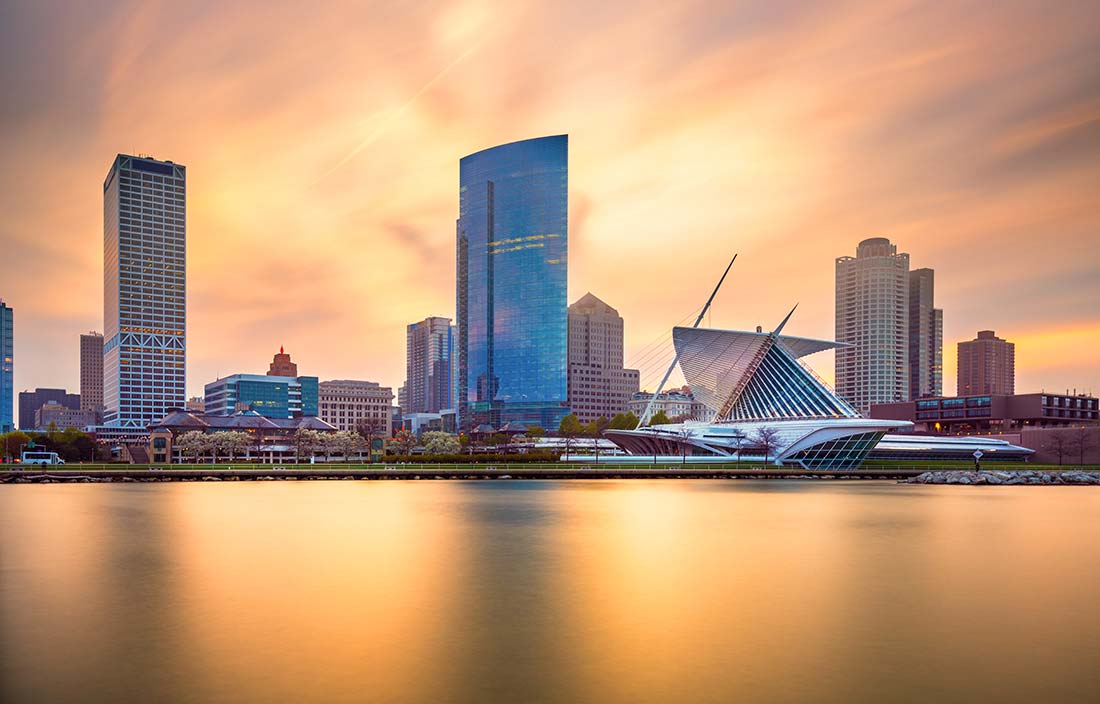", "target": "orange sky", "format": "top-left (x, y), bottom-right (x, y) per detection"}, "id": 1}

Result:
top-left (1, 0), bottom-right (1097, 401)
